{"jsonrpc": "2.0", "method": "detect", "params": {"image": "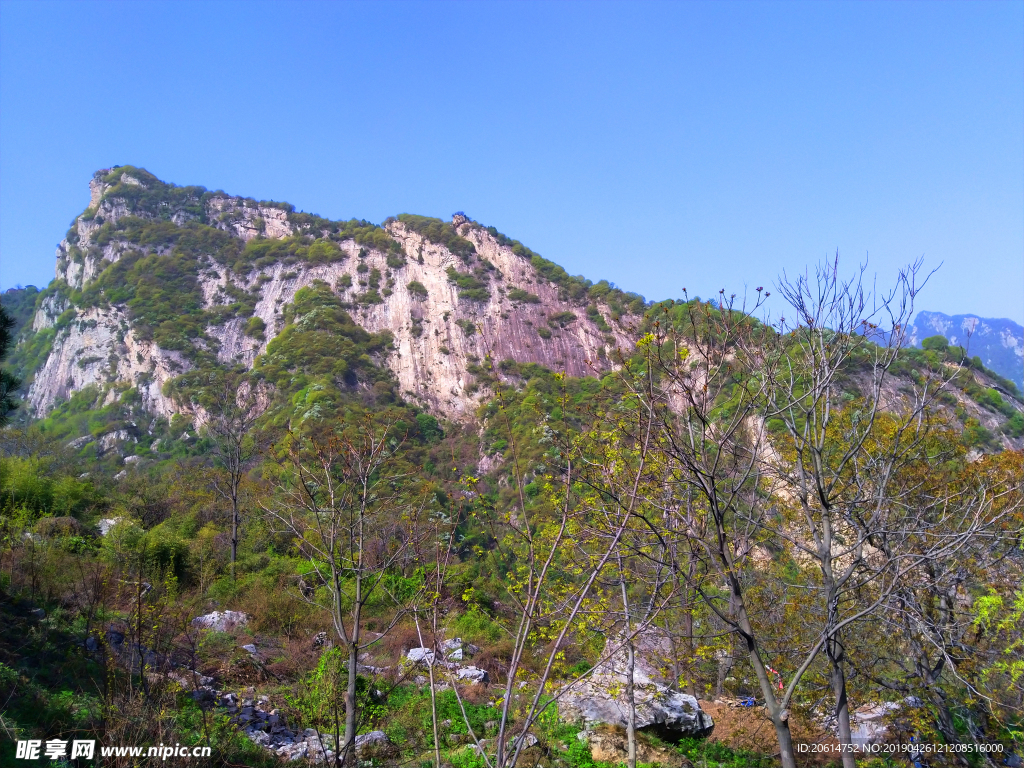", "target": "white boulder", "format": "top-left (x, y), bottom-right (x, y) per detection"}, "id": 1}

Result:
top-left (191, 610), bottom-right (250, 632)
